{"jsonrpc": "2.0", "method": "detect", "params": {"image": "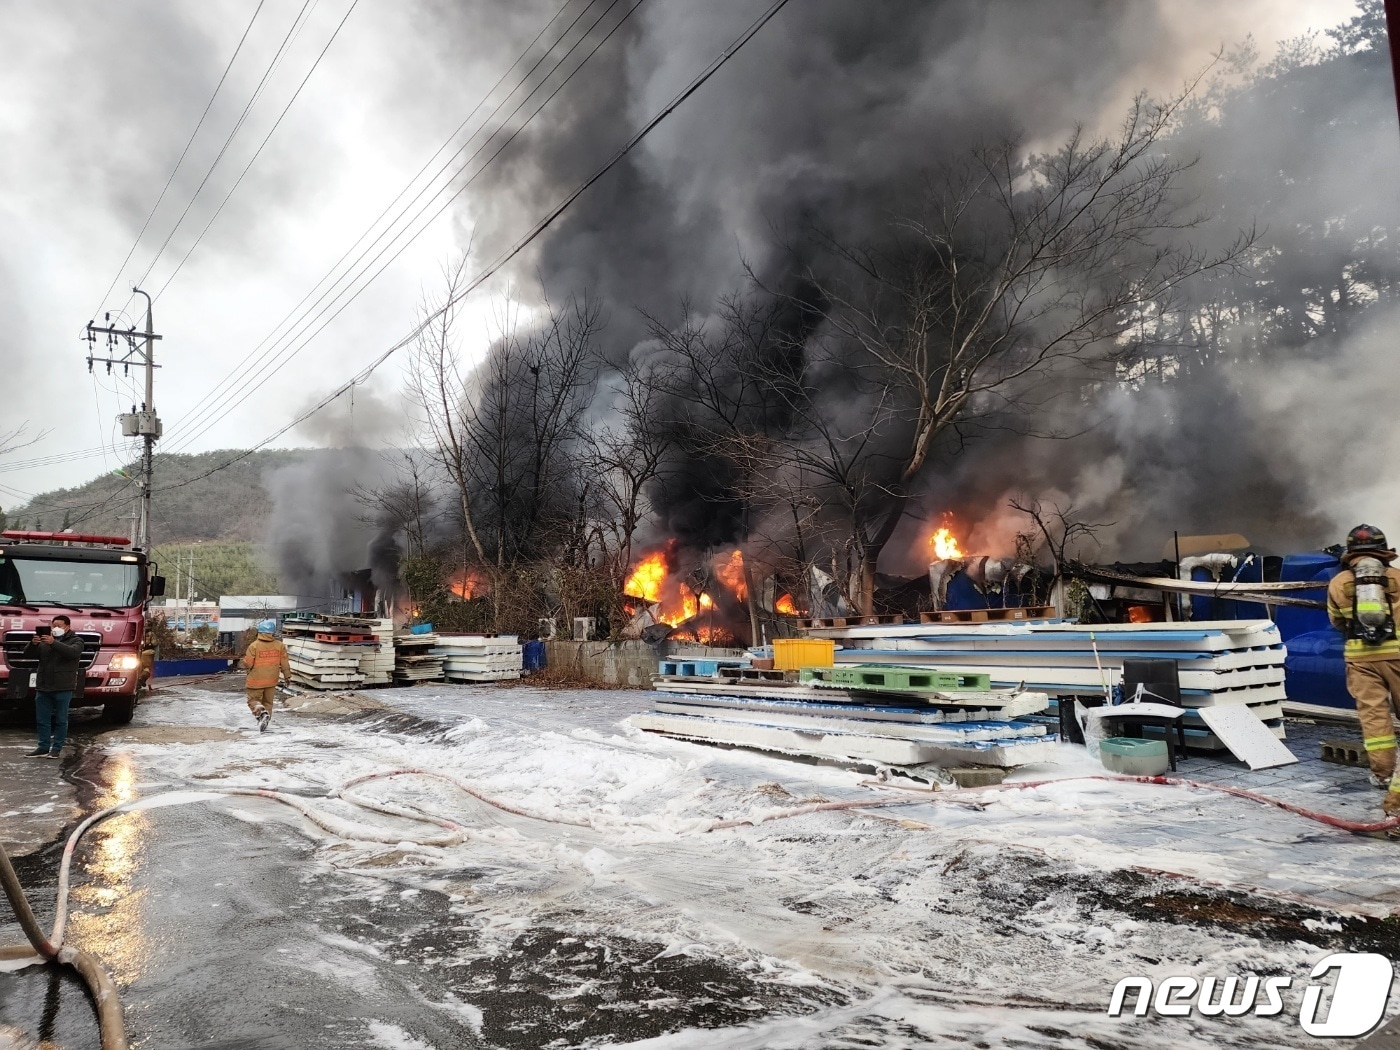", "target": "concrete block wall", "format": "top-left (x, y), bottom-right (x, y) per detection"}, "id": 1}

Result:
top-left (544, 639), bottom-right (660, 687)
